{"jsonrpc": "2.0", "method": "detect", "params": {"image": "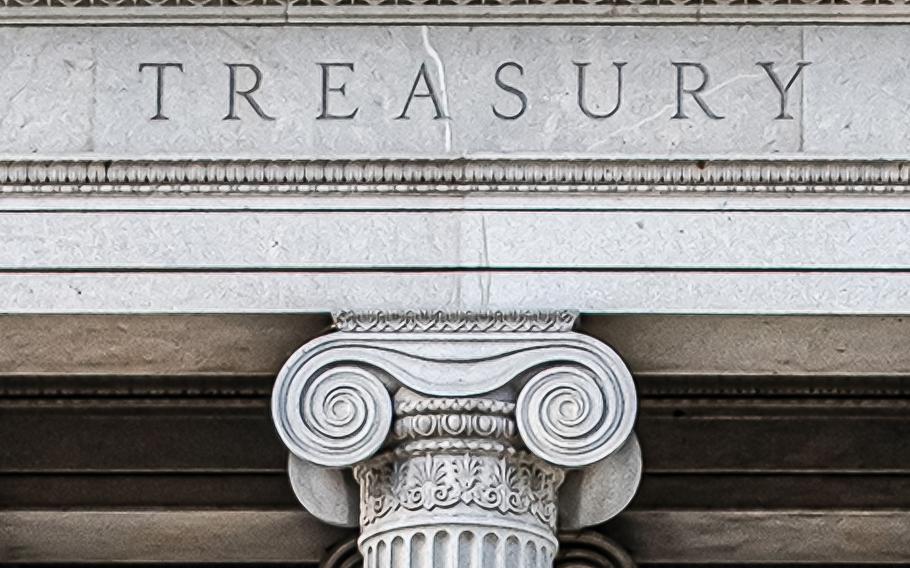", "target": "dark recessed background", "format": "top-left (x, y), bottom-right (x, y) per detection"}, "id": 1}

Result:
top-left (2, 314), bottom-right (908, 565)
